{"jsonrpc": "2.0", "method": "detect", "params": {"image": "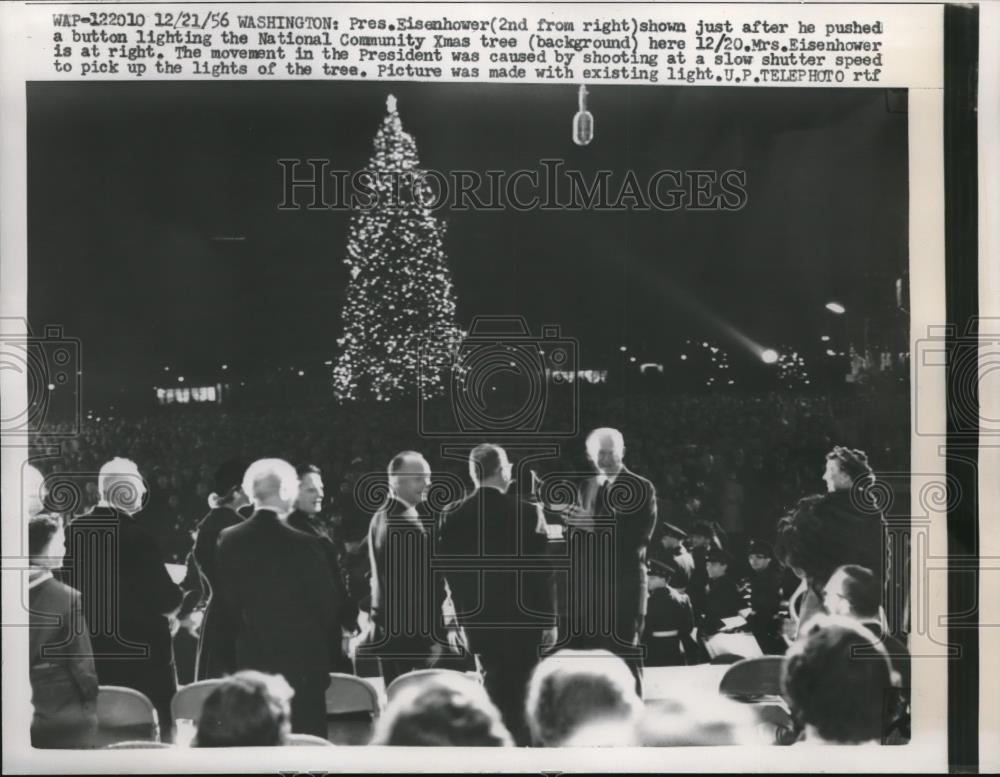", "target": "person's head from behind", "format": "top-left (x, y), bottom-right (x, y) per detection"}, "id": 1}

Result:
top-left (23, 464), bottom-right (48, 520)
top-left (195, 670), bottom-right (293, 747)
top-left (373, 673), bottom-right (512, 746)
top-left (525, 649), bottom-right (643, 747)
top-left (98, 457), bottom-right (147, 515)
top-left (774, 496), bottom-right (834, 586)
top-left (823, 446), bottom-right (874, 493)
top-left (28, 515), bottom-right (65, 569)
top-left (585, 427), bottom-right (625, 477)
top-left (242, 459), bottom-right (299, 516)
top-left (823, 565), bottom-right (880, 621)
top-left (781, 615), bottom-right (896, 744)
top-left (468, 444), bottom-right (512, 491)
top-left (295, 464), bottom-right (324, 515)
top-left (388, 451), bottom-right (431, 507)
